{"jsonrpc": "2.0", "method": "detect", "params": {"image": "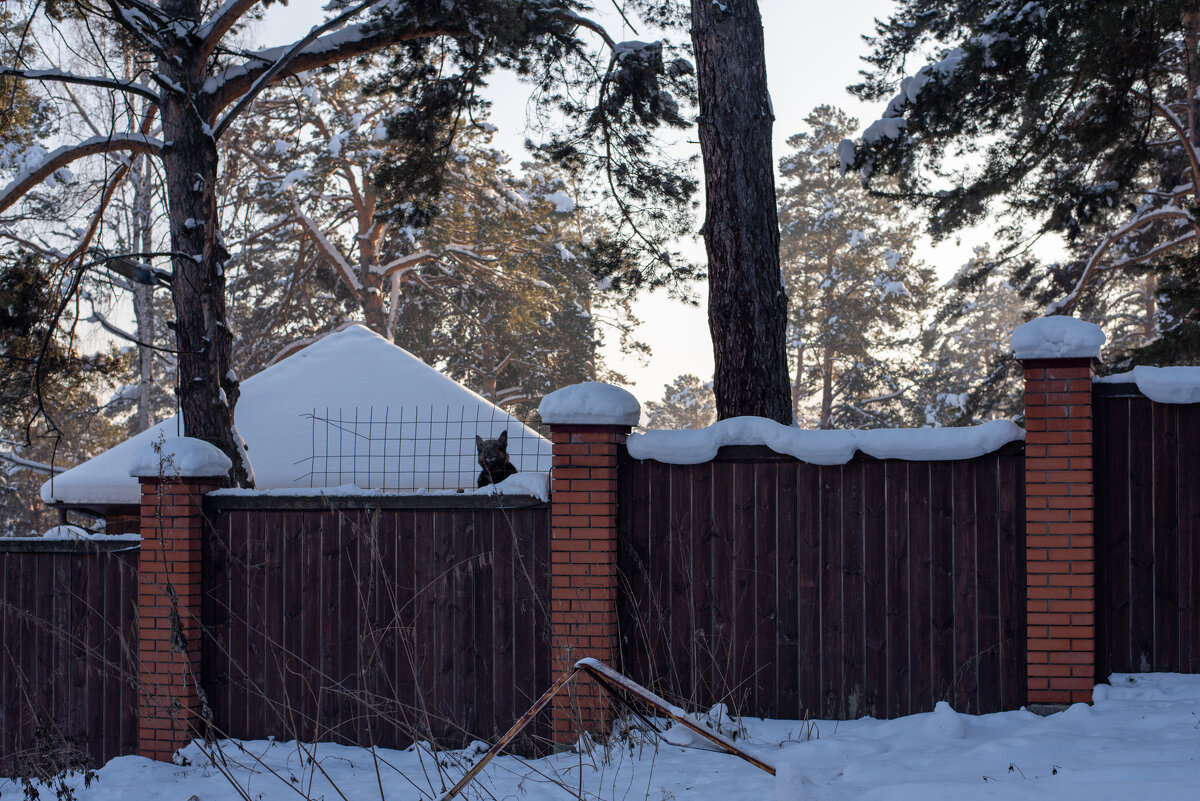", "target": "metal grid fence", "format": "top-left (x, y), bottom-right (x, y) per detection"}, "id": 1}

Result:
top-left (292, 405), bottom-right (551, 491)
